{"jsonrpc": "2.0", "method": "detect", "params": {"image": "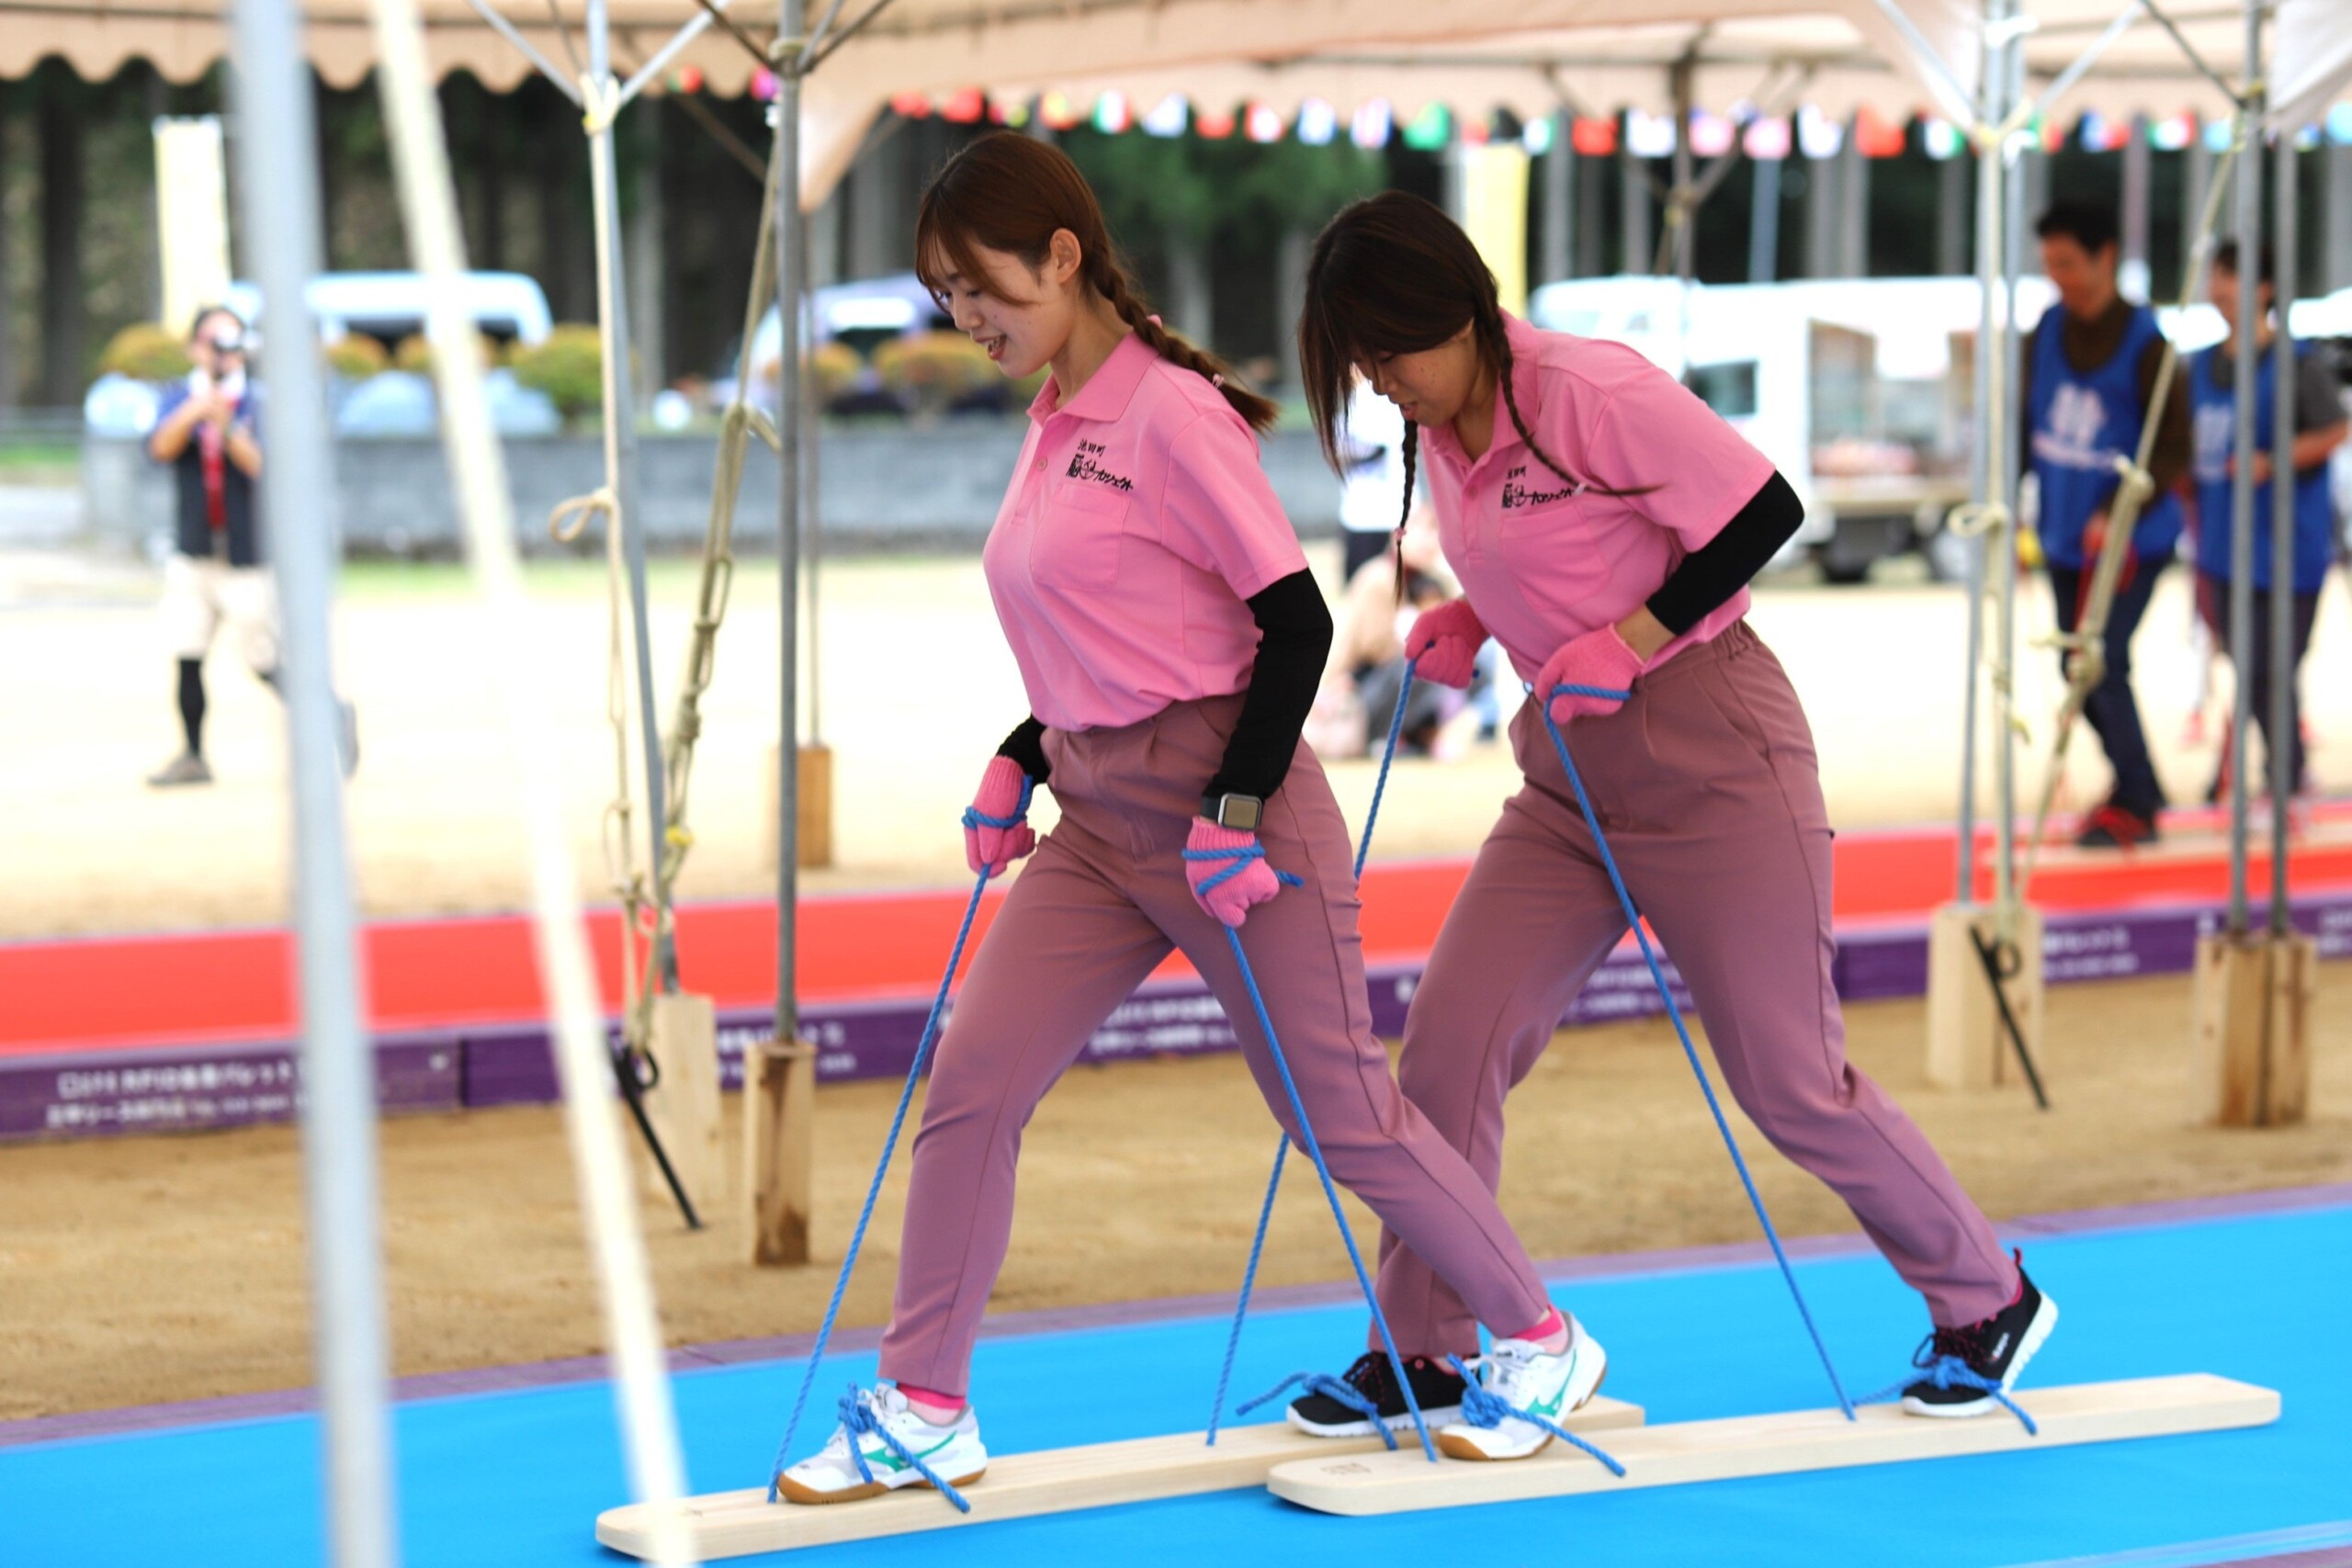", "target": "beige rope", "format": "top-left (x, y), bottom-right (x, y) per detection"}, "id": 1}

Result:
top-left (548, 482), bottom-right (655, 1053)
top-left (648, 125), bottom-right (785, 942)
top-left (2018, 110), bottom-right (2250, 893)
